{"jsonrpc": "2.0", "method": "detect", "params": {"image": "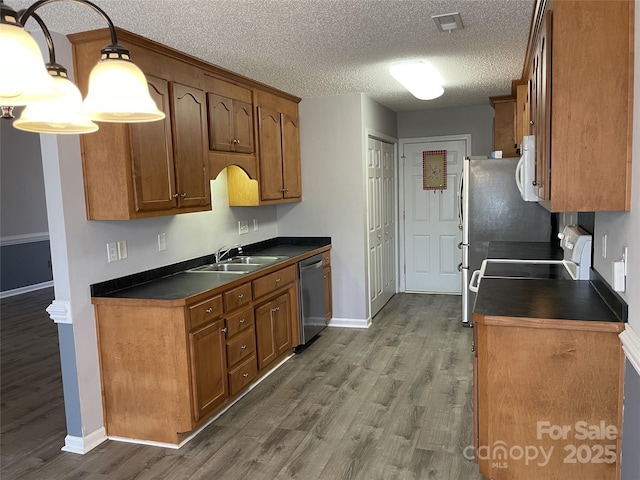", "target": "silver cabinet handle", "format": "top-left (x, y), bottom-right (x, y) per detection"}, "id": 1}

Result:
top-left (221, 327), bottom-right (228, 334)
top-left (242, 373), bottom-right (249, 378)
top-left (232, 139), bottom-right (240, 144)
top-left (206, 307), bottom-right (213, 313)
top-left (275, 278), bottom-right (281, 283)
top-left (180, 193), bottom-right (187, 198)
top-left (271, 306), bottom-right (280, 313)
top-left (238, 293), bottom-right (244, 299)
top-left (239, 318), bottom-right (245, 324)
top-left (172, 193), bottom-right (179, 198)
top-left (241, 344), bottom-right (247, 350)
